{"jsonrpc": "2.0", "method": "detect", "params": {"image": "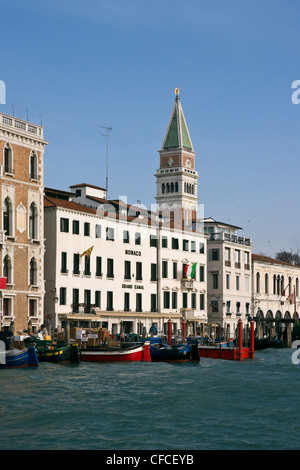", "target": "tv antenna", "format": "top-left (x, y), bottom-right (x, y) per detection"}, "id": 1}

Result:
top-left (98, 125), bottom-right (112, 198)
